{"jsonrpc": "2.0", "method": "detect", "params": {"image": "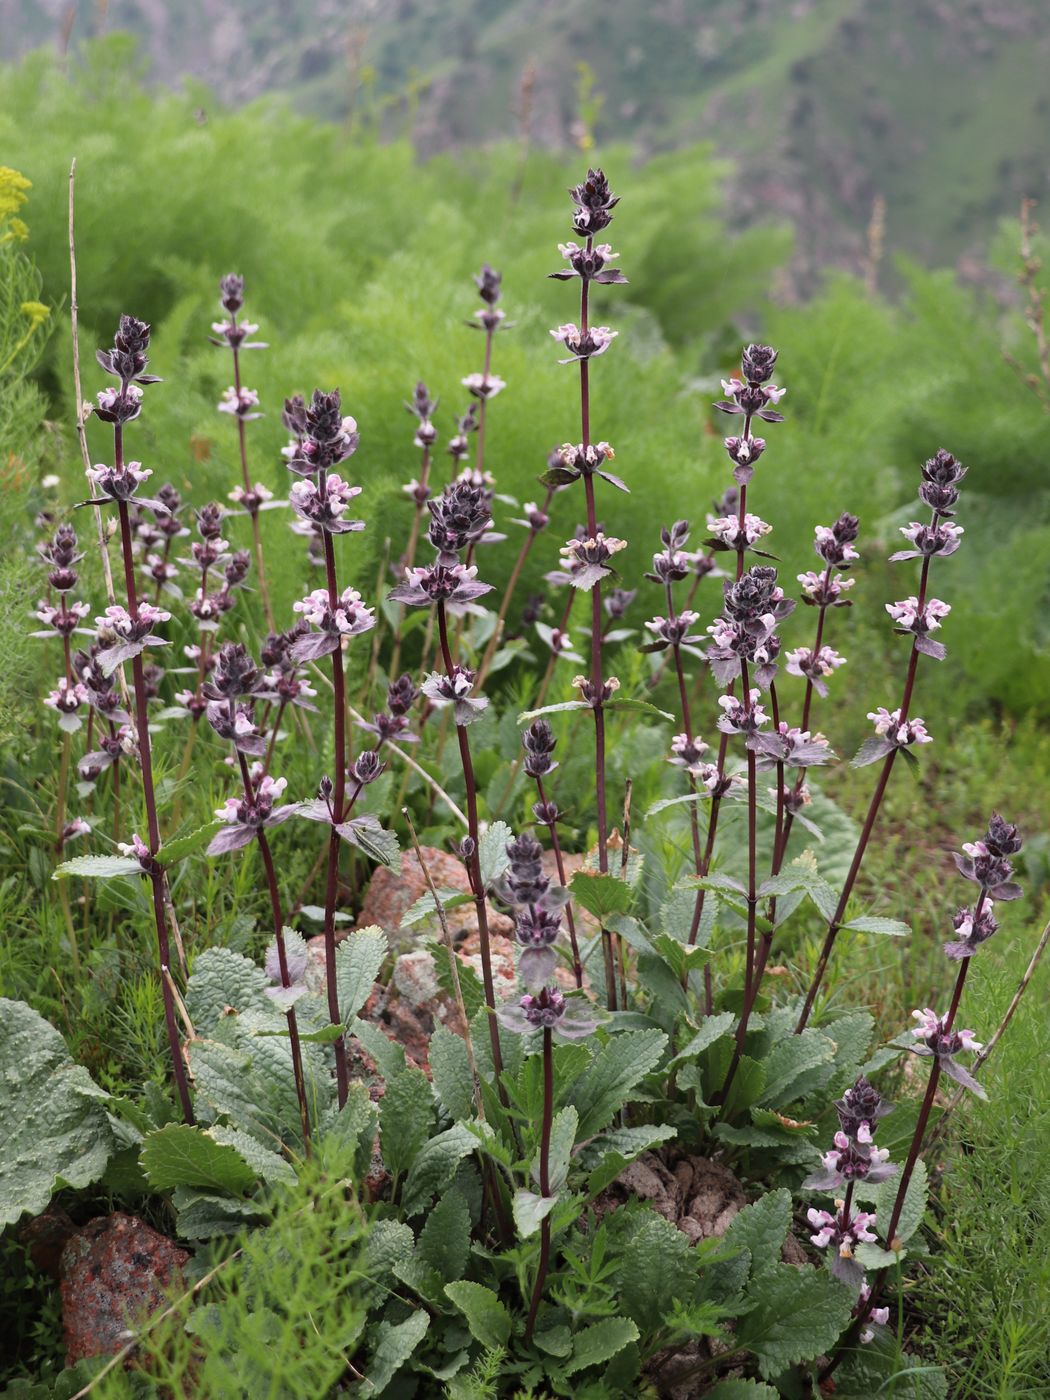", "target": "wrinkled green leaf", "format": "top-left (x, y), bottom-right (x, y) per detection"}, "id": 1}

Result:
top-left (140, 1124), bottom-right (257, 1195)
top-left (444, 1281), bottom-right (511, 1348)
top-left (335, 926), bottom-right (387, 1024)
top-left (0, 999), bottom-right (116, 1227)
